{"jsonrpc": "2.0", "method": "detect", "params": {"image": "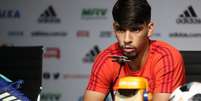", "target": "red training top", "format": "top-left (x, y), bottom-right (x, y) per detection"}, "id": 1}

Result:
top-left (86, 40), bottom-right (186, 94)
